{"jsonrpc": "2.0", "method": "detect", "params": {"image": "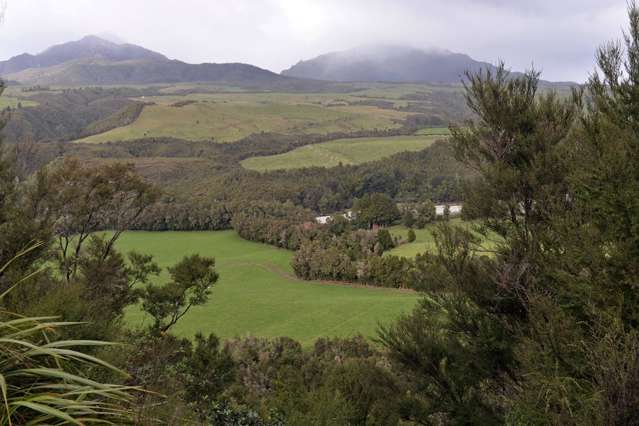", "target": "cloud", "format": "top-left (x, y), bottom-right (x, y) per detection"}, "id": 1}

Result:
top-left (0, 0), bottom-right (628, 82)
